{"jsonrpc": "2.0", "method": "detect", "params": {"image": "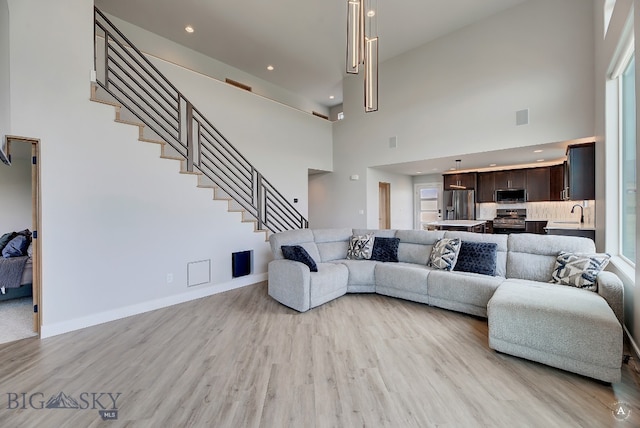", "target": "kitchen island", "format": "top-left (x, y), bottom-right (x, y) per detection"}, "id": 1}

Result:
top-left (426, 220), bottom-right (487, 233)
top-left (545, 220), bottom-right (595, 240)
